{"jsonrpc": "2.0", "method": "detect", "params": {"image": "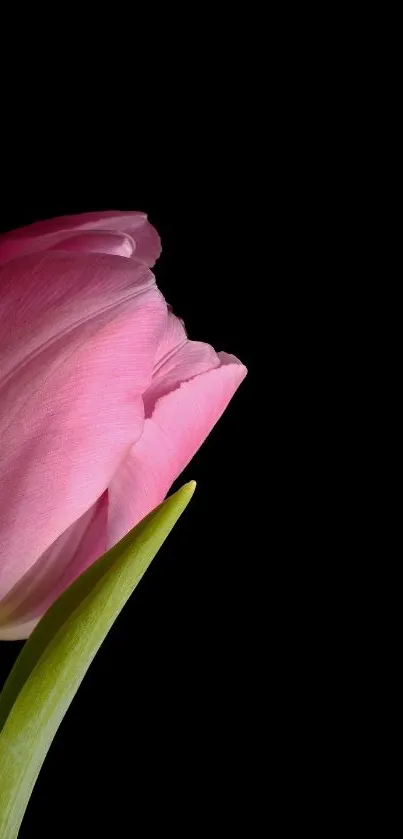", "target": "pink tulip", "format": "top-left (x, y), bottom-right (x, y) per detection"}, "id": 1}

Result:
top-left (0, 211), bottom-right (246, 640)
